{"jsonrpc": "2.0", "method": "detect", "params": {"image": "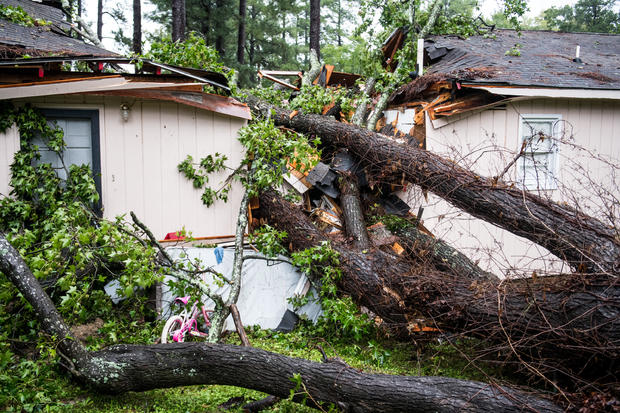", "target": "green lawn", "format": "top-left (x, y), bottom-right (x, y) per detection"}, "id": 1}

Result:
top-left (1, 325), bottom-right (520, 412)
